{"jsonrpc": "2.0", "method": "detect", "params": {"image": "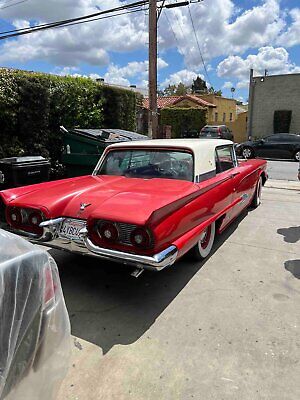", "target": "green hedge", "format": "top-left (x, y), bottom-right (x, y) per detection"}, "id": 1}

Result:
top-left (0, 68), bottom-right (137, 174)
top-left (160, 107), bottom-right (207, 138)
